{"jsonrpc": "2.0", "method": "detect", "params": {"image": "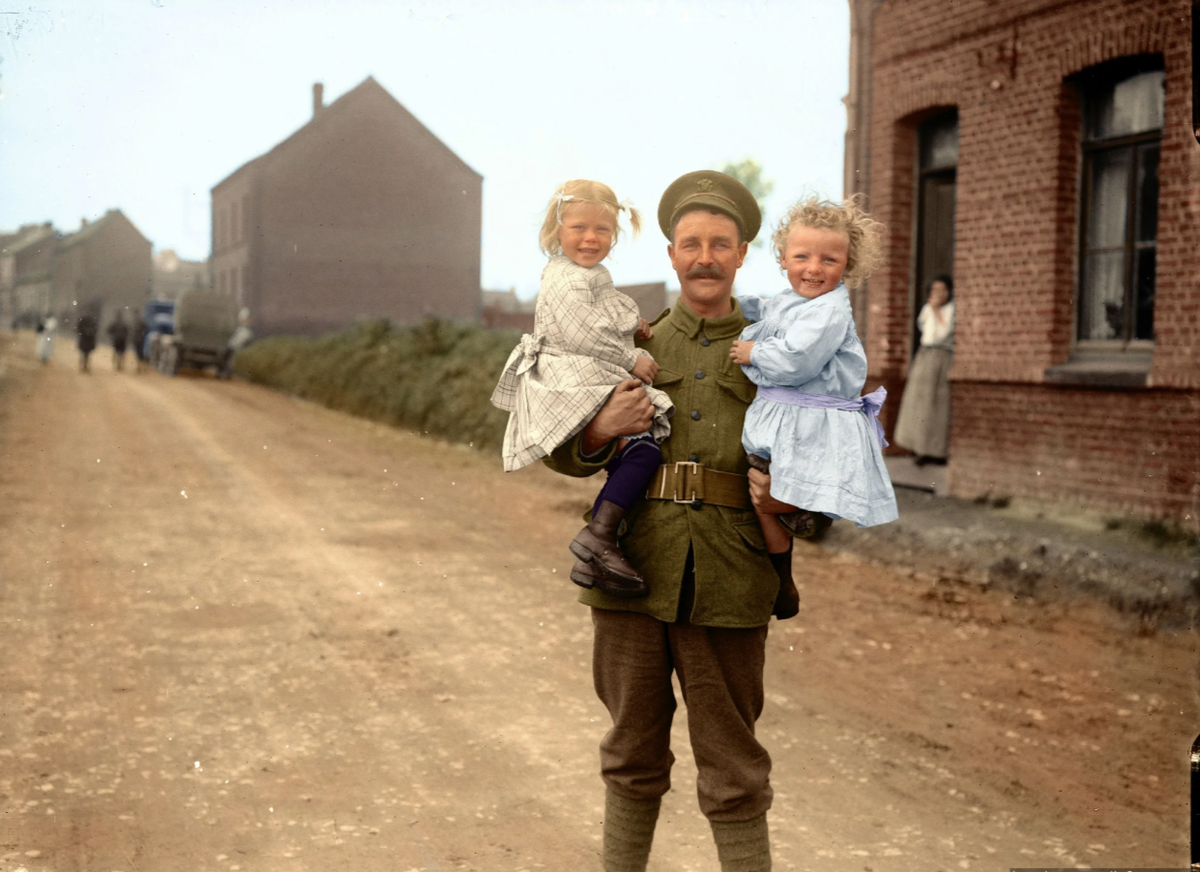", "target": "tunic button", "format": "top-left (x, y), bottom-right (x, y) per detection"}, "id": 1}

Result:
top-left (691, 411), bottom-right (701, 421)
top-left (700, 337), bottom-right (711, 347)
top-left (694, 370), bottom-right (706, 379)
top-left (689, 454), bottom-right (699, 463)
